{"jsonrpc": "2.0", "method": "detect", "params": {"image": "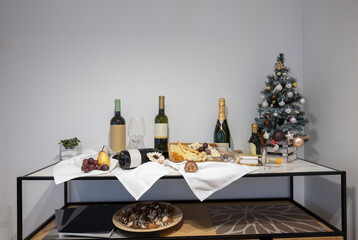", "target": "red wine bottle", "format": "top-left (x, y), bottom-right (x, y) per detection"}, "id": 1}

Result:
top-left (113, 149), bottom-right (163, 169)
top-left (110, 99), bottom-right (126, 153)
